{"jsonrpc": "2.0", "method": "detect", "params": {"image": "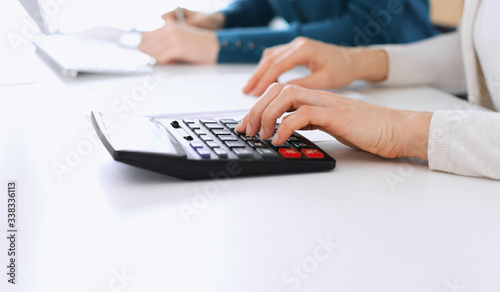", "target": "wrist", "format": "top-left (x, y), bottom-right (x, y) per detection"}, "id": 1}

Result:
top-left (207, 32), bottom-right (220, 63)
top-left (353, 49), bottom-right (388, 82)
top-left (211, 12), bottom-right (226, 29)
top-left (400, 111), bottom-right (433, 161)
